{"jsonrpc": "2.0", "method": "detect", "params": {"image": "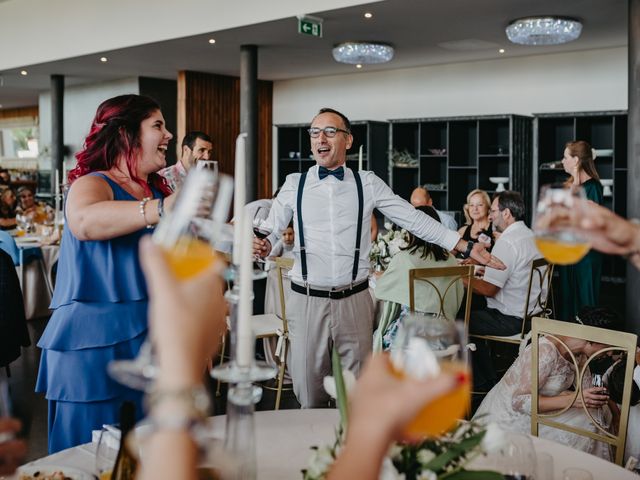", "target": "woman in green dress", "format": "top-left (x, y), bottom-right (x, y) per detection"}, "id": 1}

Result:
top-left (558, 140), bottom-right (603, 321)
